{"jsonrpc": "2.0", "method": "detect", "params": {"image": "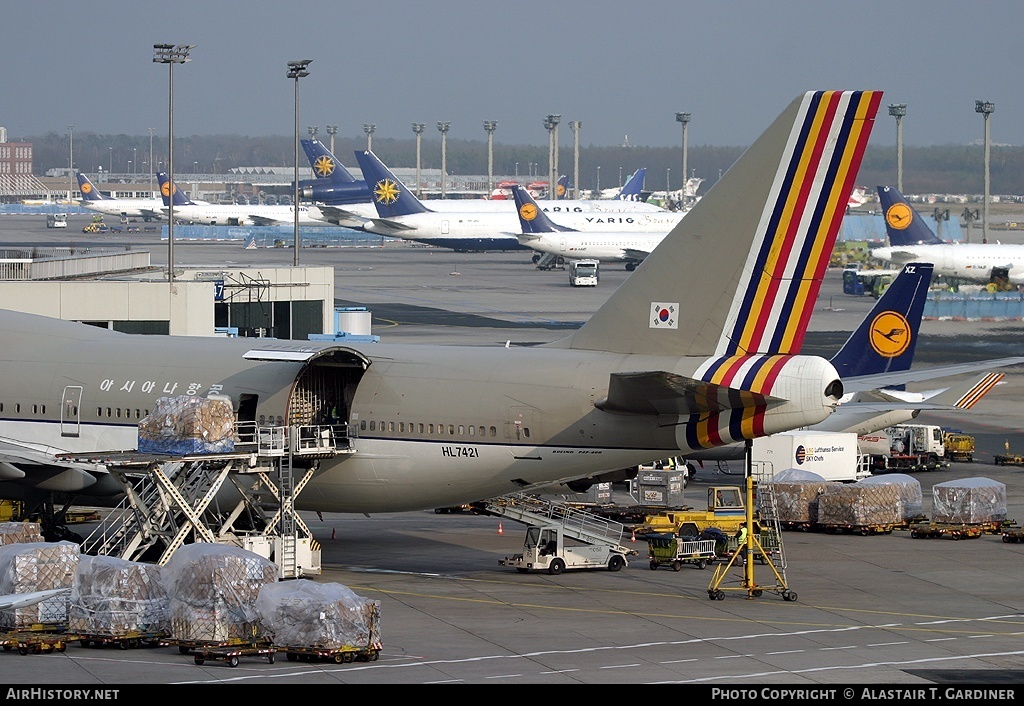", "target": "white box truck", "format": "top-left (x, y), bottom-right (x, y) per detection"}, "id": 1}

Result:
top-left (751, 431), bottom-right (870, 482)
